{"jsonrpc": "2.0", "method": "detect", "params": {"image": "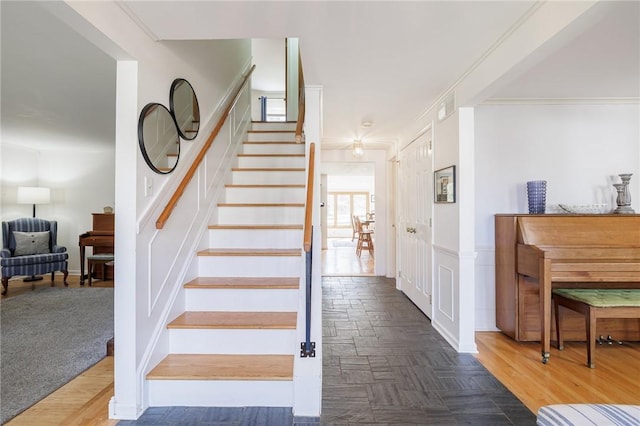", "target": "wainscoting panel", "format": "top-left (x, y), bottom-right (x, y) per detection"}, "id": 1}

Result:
top-left (432, 245), bottom-right (459, 349)
top-left (437, 265), bottom-right (455, 322)
top-left (475, 245), bottom-right (498, 331)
